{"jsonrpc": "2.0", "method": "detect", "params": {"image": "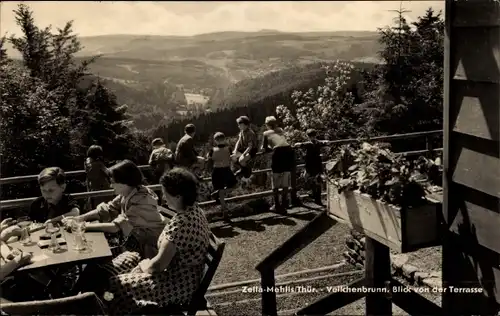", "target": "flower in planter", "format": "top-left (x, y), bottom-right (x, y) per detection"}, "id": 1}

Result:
top-left (103, 291), bottom-right (114, 302)
top-left (326, 142), bottom-right (442, 208)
